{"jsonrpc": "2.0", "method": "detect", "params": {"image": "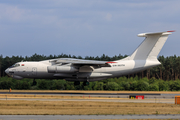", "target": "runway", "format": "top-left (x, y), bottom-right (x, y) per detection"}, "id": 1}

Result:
top-left (0, 91), bottom-right (177, 104)
top-left (1, 115), bottom-right (180, 120)
top-left (0, 91), bottom-right (161, 95)
top-left (0, 91), bottom-right (178, 100)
